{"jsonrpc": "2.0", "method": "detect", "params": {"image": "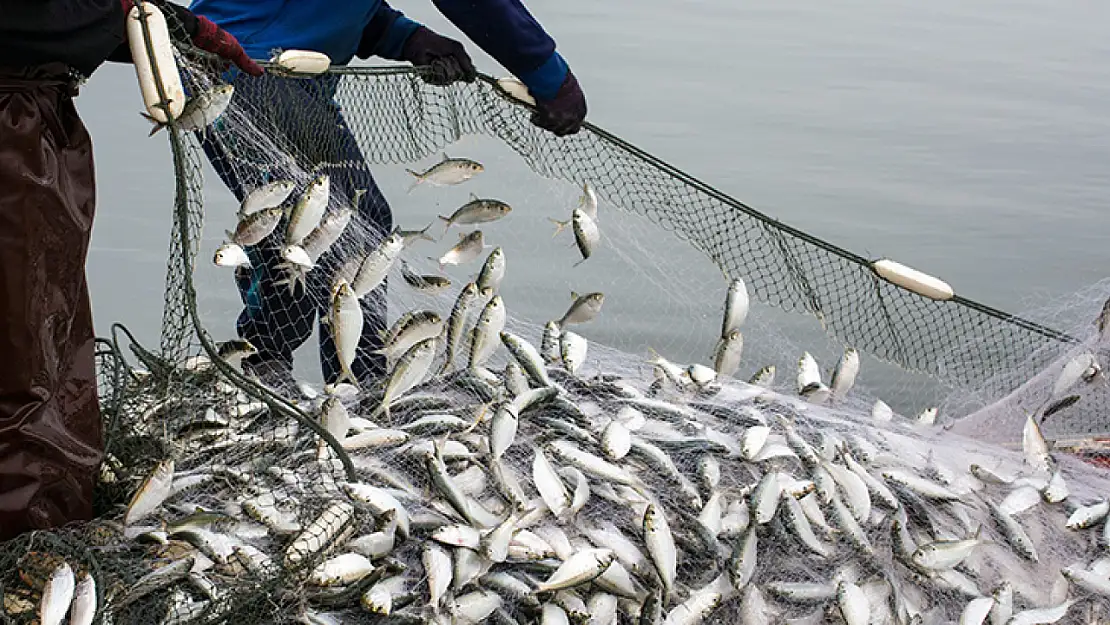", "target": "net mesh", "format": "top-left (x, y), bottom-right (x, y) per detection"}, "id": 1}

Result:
top-left (5, 5), bottom-right (1110, 624)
